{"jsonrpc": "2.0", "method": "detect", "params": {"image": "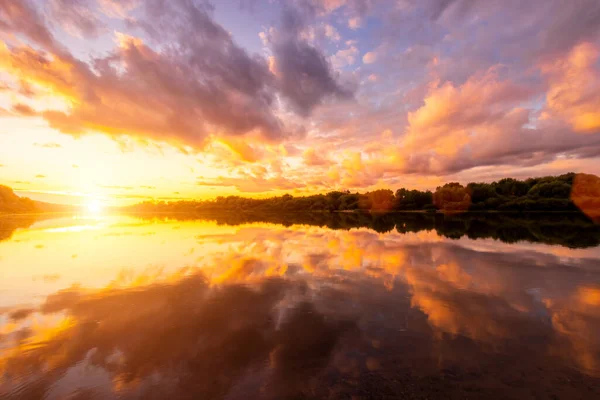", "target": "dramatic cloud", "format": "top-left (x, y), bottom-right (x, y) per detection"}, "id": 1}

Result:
top-left (396, 0), bottom-right (600, 62)
top-left (48, 0), bottom-right (104, 38)
top-left (542, 42), bottom-right (600, 133)
top-left (302, 147), bottom-right (330, 166)
top-left (1, 0), bottom-right (600, 195)
top-left (0, 0), bottom-right (355, 151)
top-left (266, 4), bottom-right (355, 116)
top-left (0, 0), bottom-right (58, 50)
top-left (373, 65), bottom-right (600, 175)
